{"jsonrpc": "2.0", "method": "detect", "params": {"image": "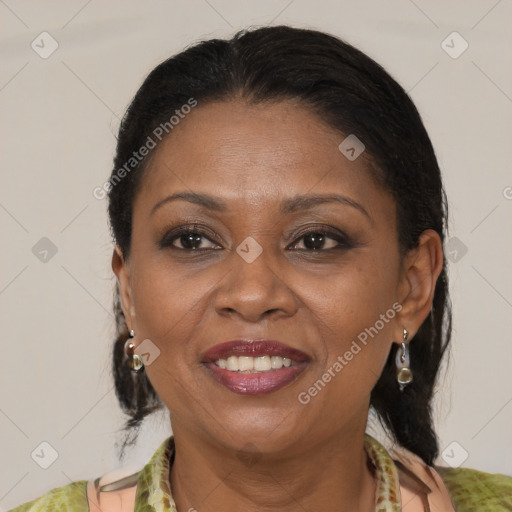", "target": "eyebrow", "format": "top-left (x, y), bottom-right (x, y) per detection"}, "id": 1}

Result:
top-left (151, 191), bottom-right (370, 219)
